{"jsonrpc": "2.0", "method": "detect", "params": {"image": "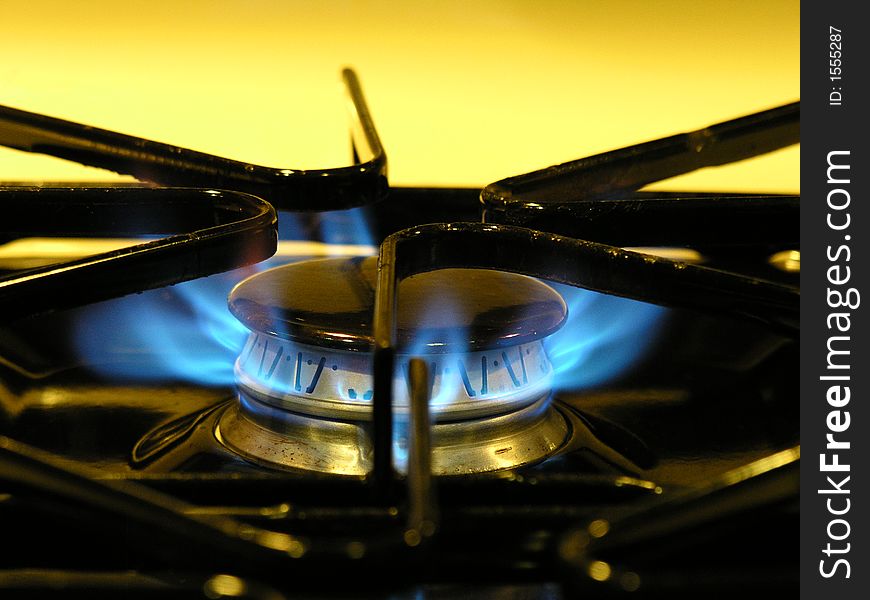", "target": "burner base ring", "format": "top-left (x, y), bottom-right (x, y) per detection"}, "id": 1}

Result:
top-left (215, 393), bottom-right (569, 476)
